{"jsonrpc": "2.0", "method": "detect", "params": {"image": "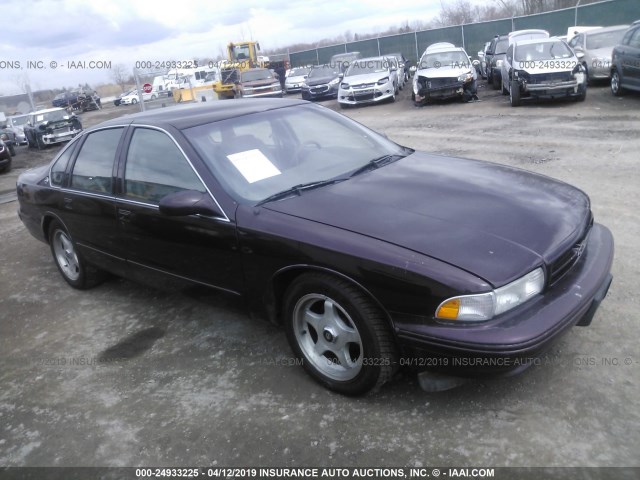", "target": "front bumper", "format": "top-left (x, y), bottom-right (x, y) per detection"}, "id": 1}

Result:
top-left (338, 84), bottom-right (395, 105)
top-left (301, 84), bottom-right (339, 100)
top-left (395, 223), bottom-right (614, 377)
top-left (42, 129), bottom-right (82, 145)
